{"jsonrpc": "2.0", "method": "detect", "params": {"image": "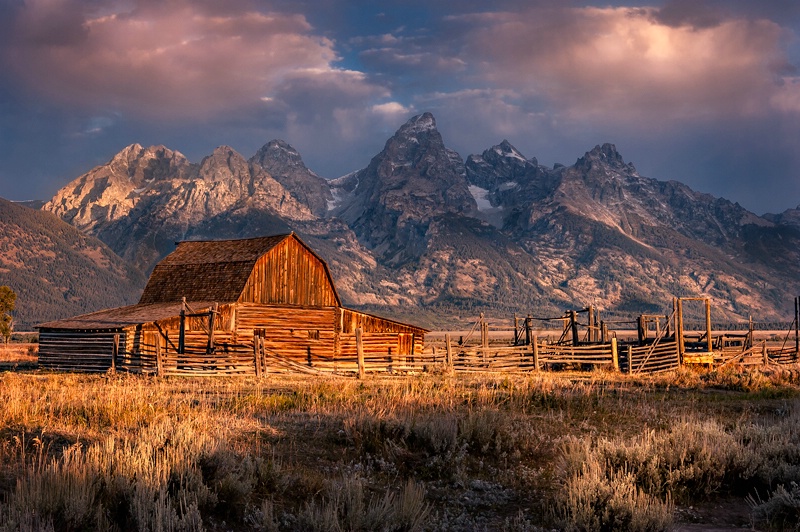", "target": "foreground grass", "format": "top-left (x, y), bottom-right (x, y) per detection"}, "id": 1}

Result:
top-left (0, 366), bottom-right (799, 530)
